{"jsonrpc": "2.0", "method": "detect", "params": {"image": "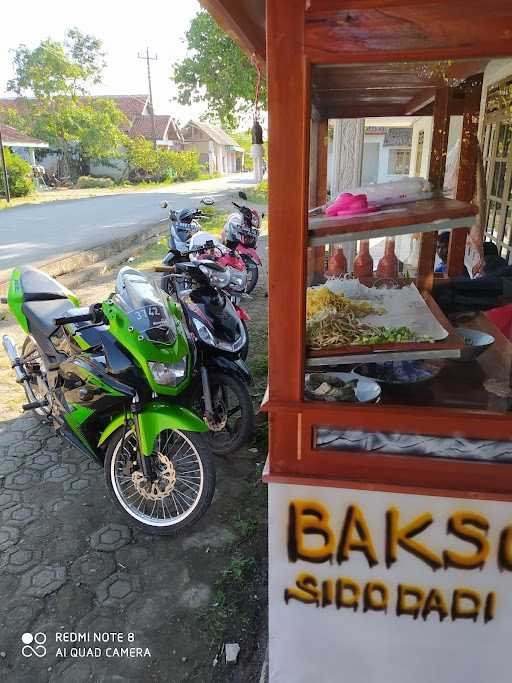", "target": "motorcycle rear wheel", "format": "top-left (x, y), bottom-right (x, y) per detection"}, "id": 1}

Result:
top-left (21, 337), bottom-right (52, 420)
top-left (104, 427), bottom-right (215, 535)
